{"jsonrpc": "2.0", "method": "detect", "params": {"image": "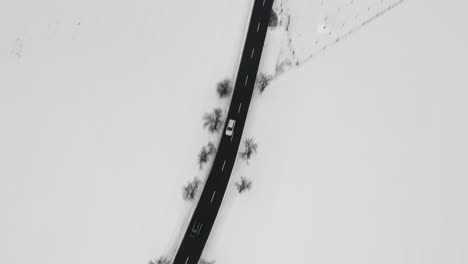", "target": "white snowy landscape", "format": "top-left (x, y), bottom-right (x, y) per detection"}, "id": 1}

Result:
top-left (1, 0), bottom-right (467, 263)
